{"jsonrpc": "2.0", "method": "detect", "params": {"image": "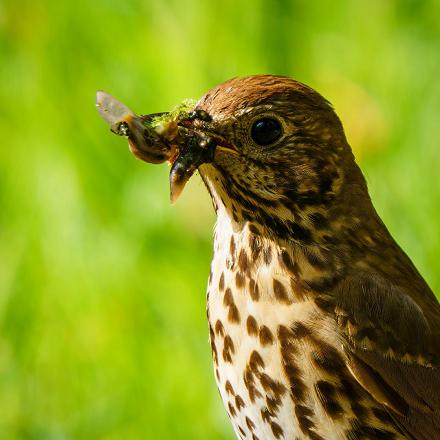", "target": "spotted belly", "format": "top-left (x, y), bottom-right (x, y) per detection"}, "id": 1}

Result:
top-left (206, 235), bottom-right (405, 440)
